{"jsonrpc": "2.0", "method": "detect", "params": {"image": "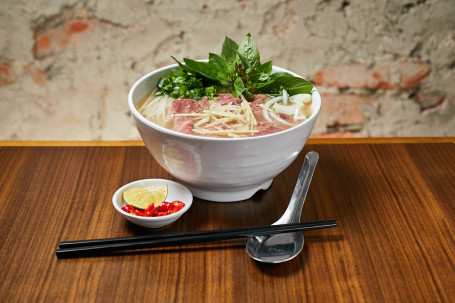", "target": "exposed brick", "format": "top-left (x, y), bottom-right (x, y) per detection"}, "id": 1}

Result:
top-left (370, 64), bottom-right (394, 89)
top-left (37, 36), bottom-right (51, 49)
top-left (34, 18), bottom-right (98, 58)
top-left (313, 60), bottom-right (430, 90)
top-left (67, 20), bottom-right (89, 34)
top-left (23, 64), bottom-right (47, 86)
top-left (313, 62), bottom-right (381, 89)
top-left (321, 94), bottom-right (374, 126)
top-left (414, 93), bottom-right (446, 110)
top-left (398, 60), bottom-right (430, 89)
top-left (0, 62), bottom-right (15, 87)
